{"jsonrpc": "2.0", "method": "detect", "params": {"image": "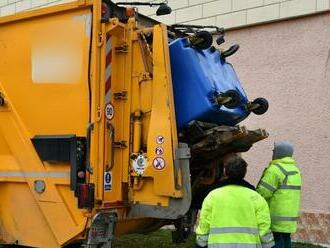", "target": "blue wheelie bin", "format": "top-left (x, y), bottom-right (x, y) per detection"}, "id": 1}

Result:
top-left (169, 38), bottom-right (251, 131)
